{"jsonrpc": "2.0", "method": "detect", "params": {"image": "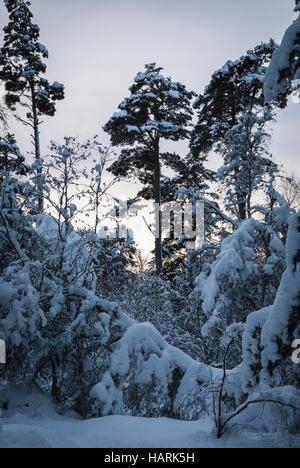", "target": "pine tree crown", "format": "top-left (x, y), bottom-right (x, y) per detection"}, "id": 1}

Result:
top-left (190, 41), bottom-right (287, 158)
top-left (104, 62), bottom-right (196, 147)
top-left (0, 0), bottom-right (64, 115)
